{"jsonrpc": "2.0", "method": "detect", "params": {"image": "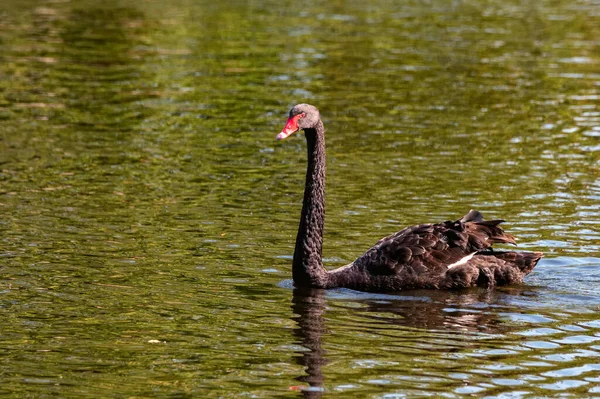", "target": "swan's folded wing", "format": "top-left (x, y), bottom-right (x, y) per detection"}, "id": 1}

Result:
top-left (355, 216), bottom-right (512, 276)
